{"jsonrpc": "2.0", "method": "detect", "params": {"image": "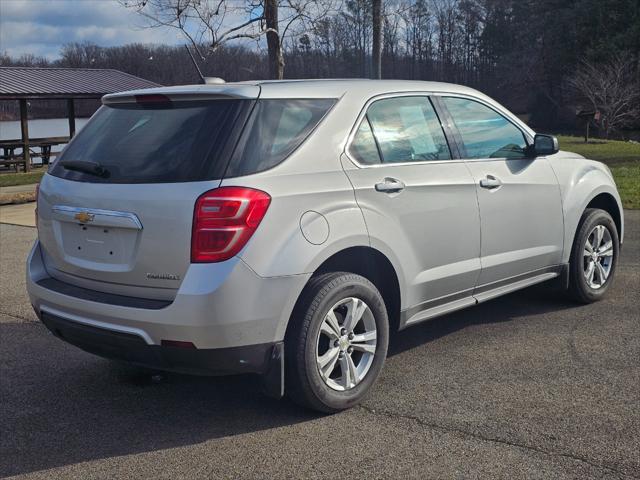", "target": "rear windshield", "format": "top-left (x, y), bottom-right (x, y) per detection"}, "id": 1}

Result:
top-left (50, 98), bottom-right (335, 184)
top-left (51, 100), bottom-right (250, 183)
